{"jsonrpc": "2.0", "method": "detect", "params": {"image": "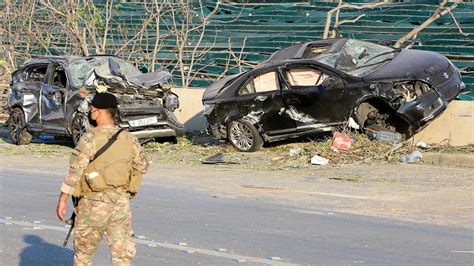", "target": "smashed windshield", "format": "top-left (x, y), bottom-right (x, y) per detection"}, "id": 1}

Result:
top-left (68, 57), bottom-right (141, 87)
top-left (317, 39), bottom-right (397, 77)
